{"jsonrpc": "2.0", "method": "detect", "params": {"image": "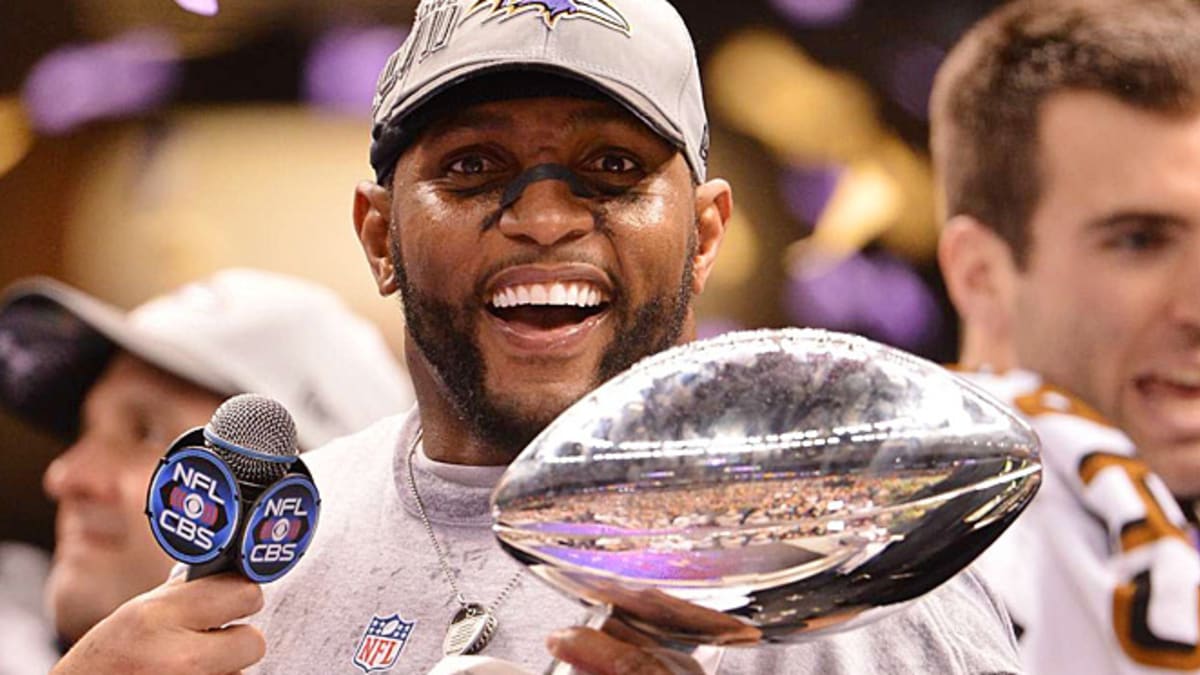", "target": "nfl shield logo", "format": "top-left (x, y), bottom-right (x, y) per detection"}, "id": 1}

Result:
top-left (352, 613), bottom-right (415, 673)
